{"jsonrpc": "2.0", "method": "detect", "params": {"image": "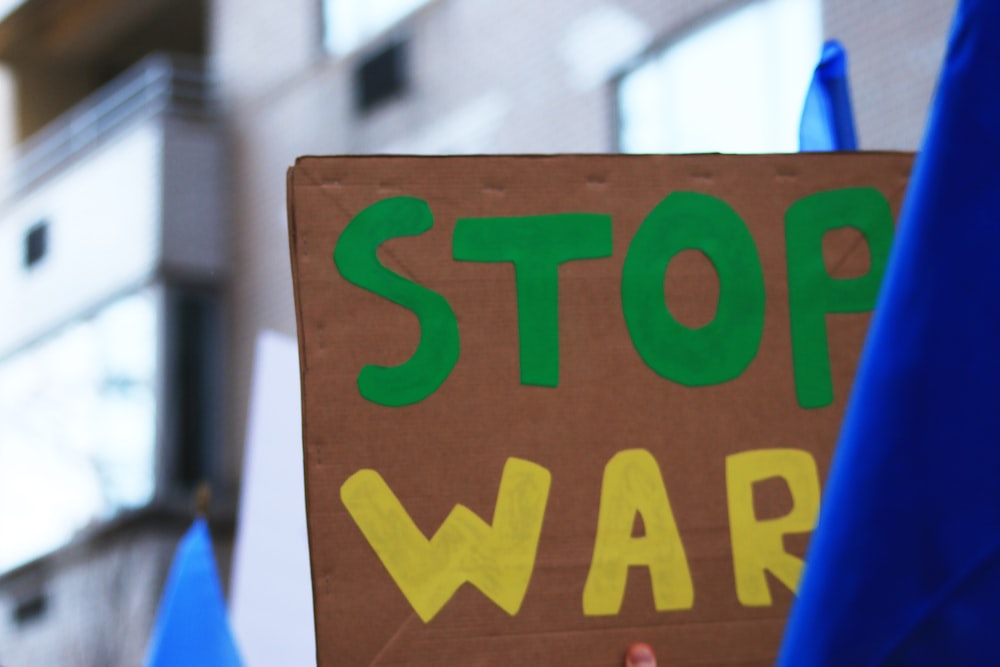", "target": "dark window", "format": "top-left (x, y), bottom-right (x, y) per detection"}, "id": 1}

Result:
top-left (354, 39), bottom-right (409, 113)
top-left (13, 592), bottom-right (48, 626)
top-left (24, 222), bottom-right (48, 268)
top-left (165, 288), bottom-right (220, 490)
